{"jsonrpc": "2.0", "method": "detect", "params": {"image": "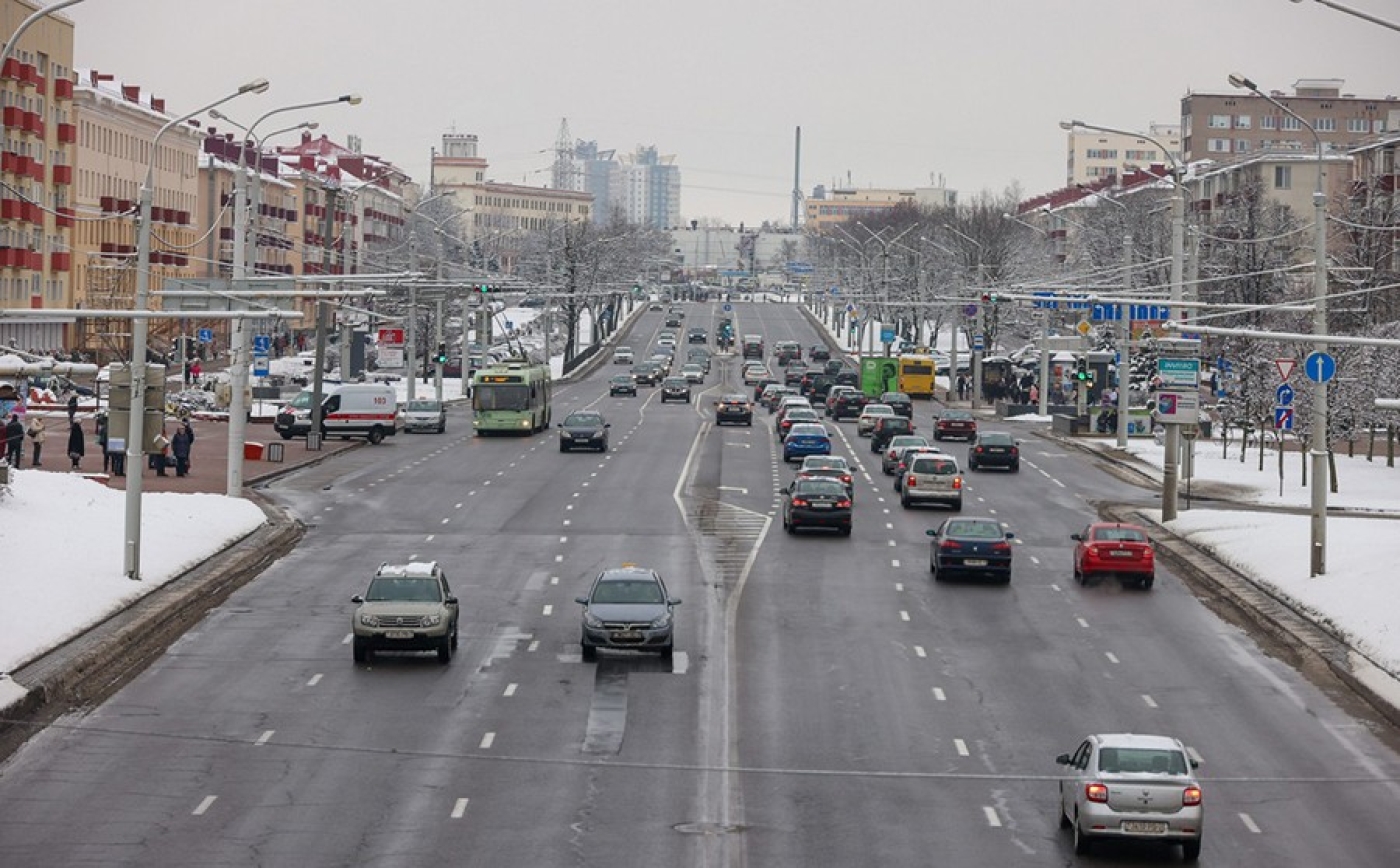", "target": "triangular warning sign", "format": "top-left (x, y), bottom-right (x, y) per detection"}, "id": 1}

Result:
top-left (1276, 358), bottom-right (1297, 381)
